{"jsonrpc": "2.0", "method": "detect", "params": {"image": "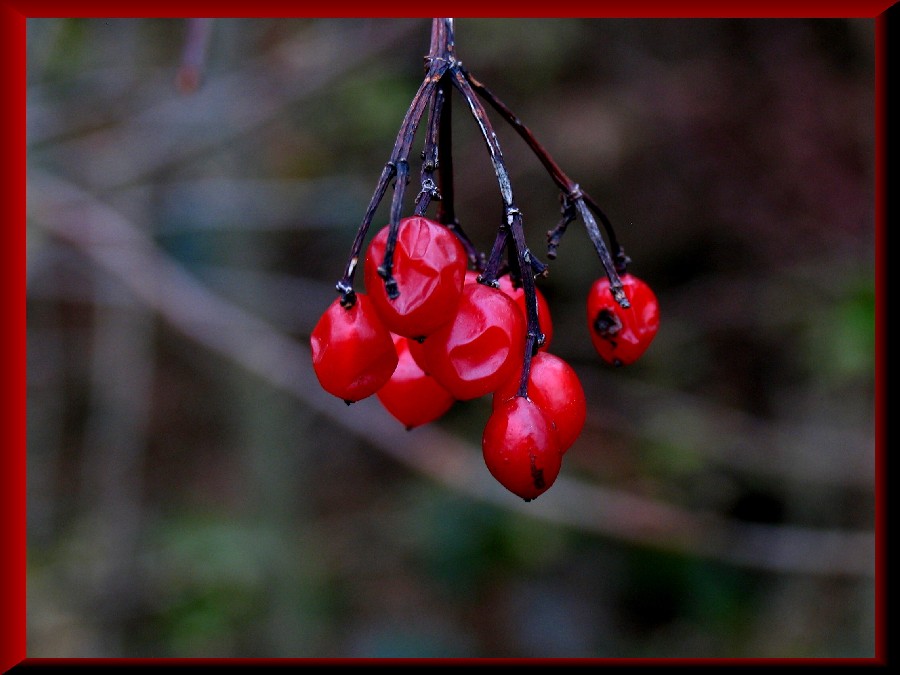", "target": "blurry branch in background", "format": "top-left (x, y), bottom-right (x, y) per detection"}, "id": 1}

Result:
top-left (176, 18), bottom-right (214, 94)
top-left (28, 19), bottom-right (421, 189)
top-left (28, 250), bottom-right (874, 492)
top-left (27, 169), bottom-right (874, 579)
